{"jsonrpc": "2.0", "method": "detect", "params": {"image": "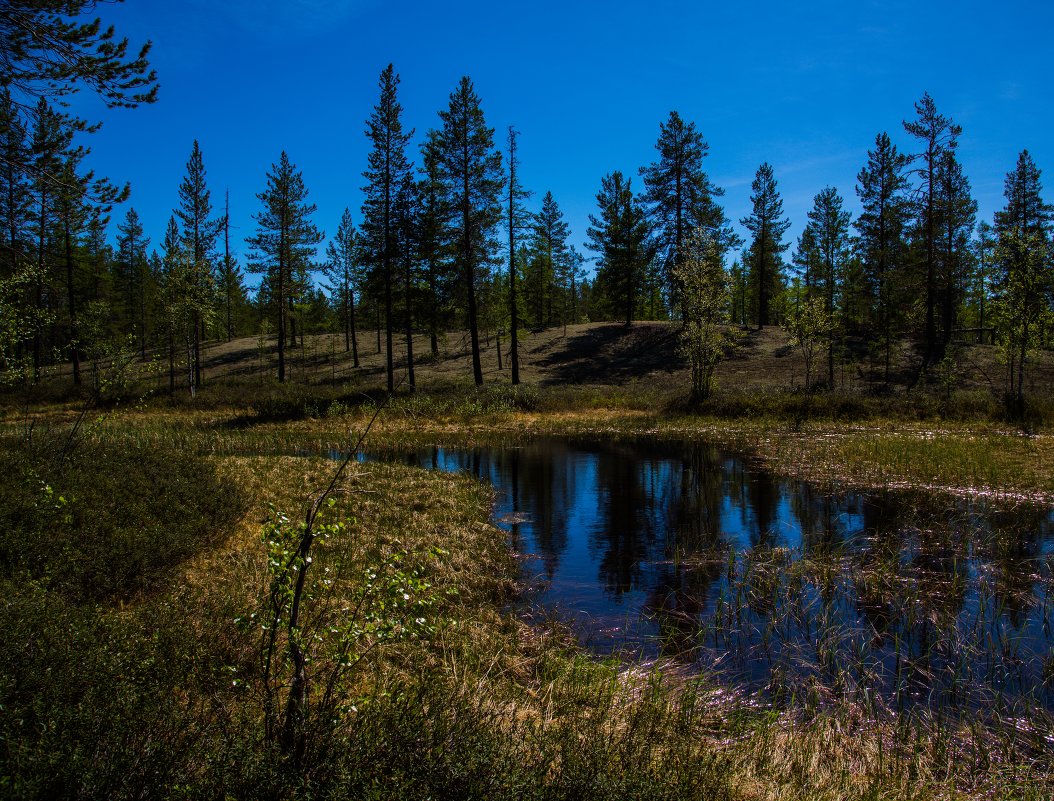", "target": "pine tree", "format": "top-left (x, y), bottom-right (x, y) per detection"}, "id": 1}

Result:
top-left (855, 132), bottom-right (910, 384)
top-left (218, 189), bottom-right (246, 342)
top-left (740, 163), bottom-right (790, 328)
top-left (640, 111), bottom-right (736, 313)
top-left (115, 207), bottom-right (149, 355)
top-left (176, 140), bottom-right (221, 388)
top-left (994, 150), bottom-right (1052, 242)
top-left (804, 187), bottom-right (852, 388)
top-left (934, 150), bottom-right (976, 348)
top-left (393, 171), bottom-right (419, 390)
top-left (530, 191), bottom-right (570, 328)
top-left (322, 207), bottom-right (361, 365)
top-left (504, 126), bottom-right (531, 384)
top-left (586, 171), bottom-right (651, 326)
top-left (904, 93), bottom-right (961, 365)
top-left (246, 152), bottom-right (322, 383)
top-left (433, 76), bottom-right (504, 387)
top-left (361, 64), bottom-right (413, 392)
top-left (0, 2), bottom-right (157, 115)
